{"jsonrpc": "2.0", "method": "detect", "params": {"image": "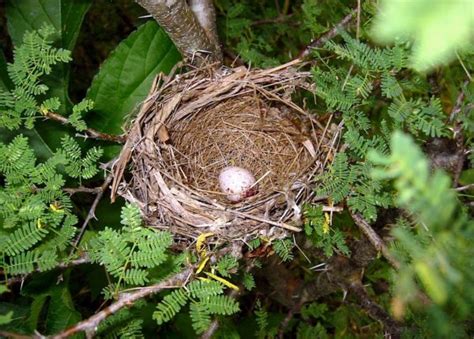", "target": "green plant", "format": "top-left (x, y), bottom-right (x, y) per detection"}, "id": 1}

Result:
top-left (1, 0), bottom-right (473, 337)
